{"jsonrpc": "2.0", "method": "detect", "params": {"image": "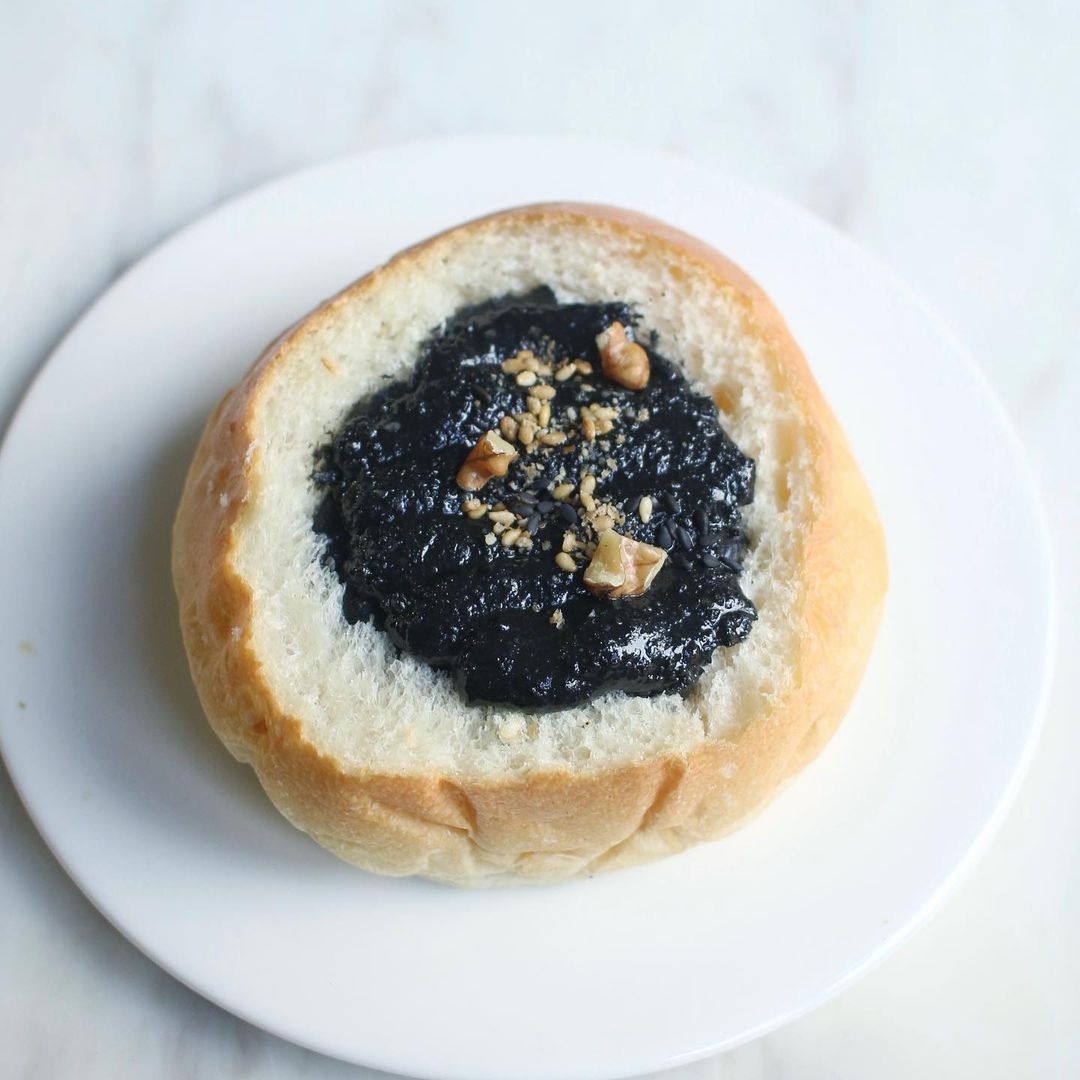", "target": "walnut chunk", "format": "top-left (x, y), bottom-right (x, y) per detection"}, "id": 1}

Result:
top-left (582, 530), bottom-right (667, 599)
top-left (596, 321), bottom-right (650, 390)
top-left (456, 430), bottom-right (518, 491)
